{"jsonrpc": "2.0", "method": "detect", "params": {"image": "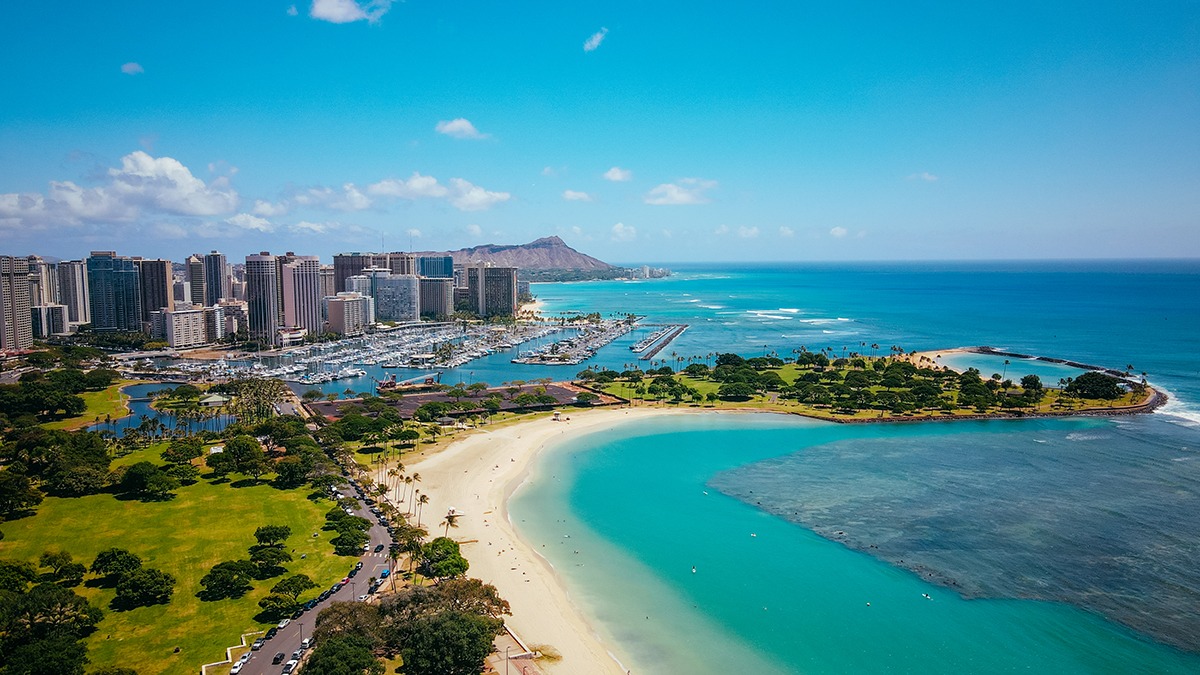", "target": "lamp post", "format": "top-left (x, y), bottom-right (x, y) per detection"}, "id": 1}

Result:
top-left (505, 646), bottom-right (510, 675)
